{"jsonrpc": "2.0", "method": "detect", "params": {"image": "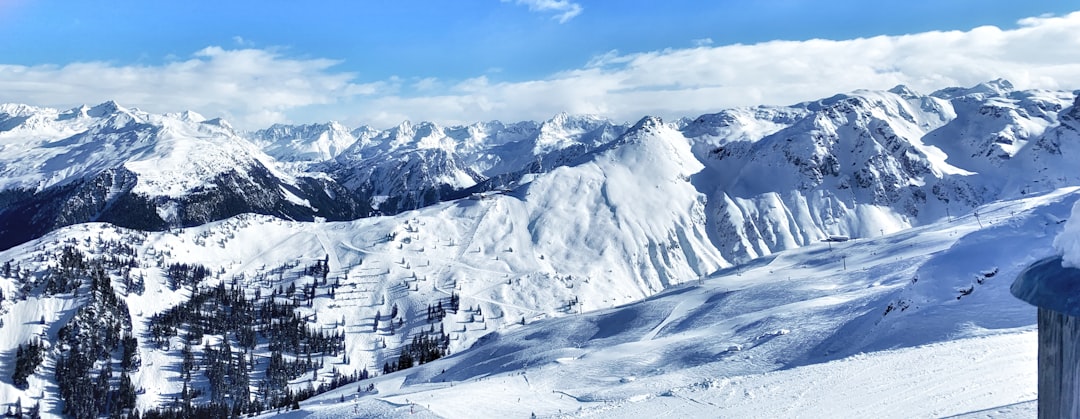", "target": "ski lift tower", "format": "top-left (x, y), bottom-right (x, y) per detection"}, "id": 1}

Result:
top-left (1012, 256), bottom-right (1080, 418)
